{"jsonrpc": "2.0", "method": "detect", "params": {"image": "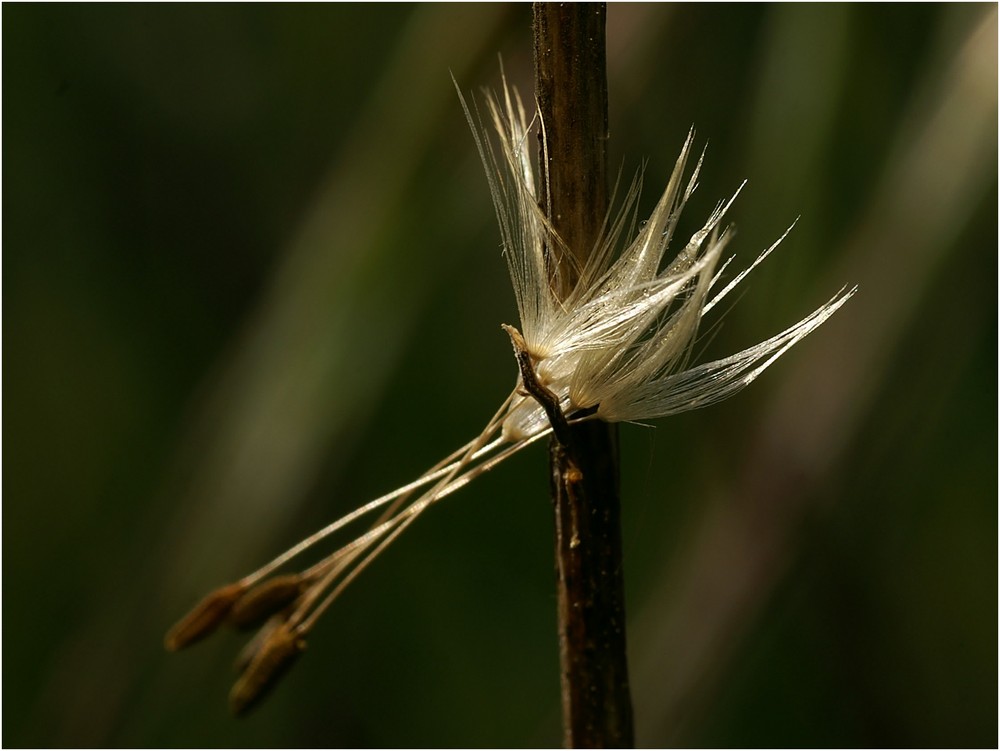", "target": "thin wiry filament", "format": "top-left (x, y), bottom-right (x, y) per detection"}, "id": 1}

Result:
top-left (292, 421), bottom-right (555, 633)
top-left (238, 392), bottom-right (520, 588)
